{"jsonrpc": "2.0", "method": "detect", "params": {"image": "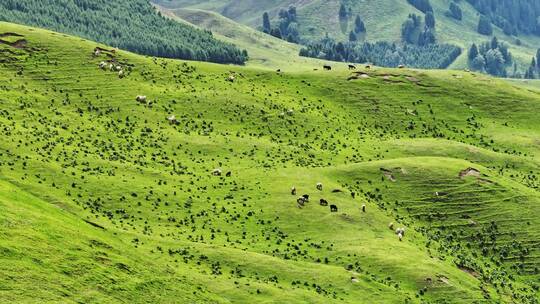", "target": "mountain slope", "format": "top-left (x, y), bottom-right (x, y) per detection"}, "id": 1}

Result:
top-left (156, 7), bottom-right (326, 69)
top-left (0, 21), bottom-right (540, 303)
top-left (0, 0), bottom-right (247, 64)
top-left (154, 0), bottom-right (540, 71)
